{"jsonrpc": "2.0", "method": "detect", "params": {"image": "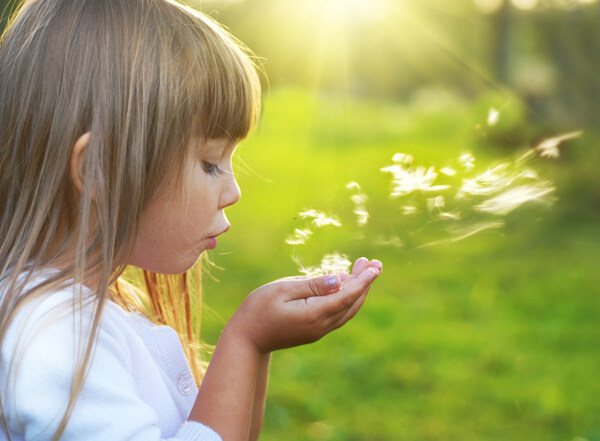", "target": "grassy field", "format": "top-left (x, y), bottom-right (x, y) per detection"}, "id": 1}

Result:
top-left (201, 88), bottom-right (600, 441)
